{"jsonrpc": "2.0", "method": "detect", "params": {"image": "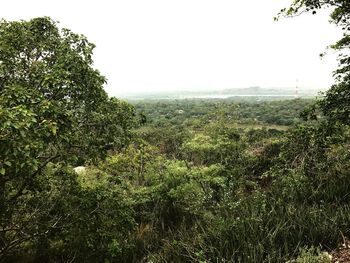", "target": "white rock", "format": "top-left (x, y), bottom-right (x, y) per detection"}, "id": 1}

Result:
top-left (73, 166), bottom-right (86, 174)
